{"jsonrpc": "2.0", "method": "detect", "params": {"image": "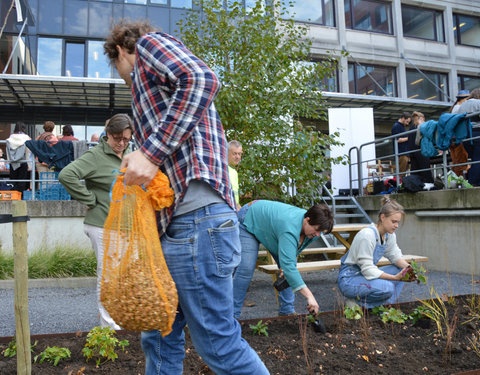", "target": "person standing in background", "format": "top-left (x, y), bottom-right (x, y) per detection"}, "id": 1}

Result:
top-left (391, 112), bottom-right (411, 176)
top-left (228, 140), bottom-right (243, 210)
top-left (407, 112), bottom-right (433, 183)
top-left (6, 122), bottom-right (31, 192)
top-left (60, 125), bottom-right (79, 141)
